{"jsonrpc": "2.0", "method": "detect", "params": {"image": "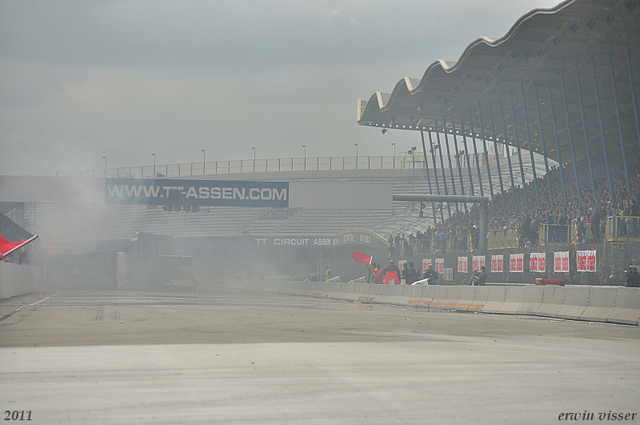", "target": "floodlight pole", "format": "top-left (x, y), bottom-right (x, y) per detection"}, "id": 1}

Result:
top-left (251, 146), bottom-right (256, 172)
top-left (391, 142), bottom-right (396, 168)
top-left (393, 194), bottom-right (490, 251)
top-left (354, 142), bottom-right (358, 169)
top-left (302, 144), bottom-right (307, 170)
